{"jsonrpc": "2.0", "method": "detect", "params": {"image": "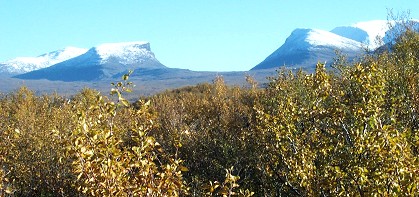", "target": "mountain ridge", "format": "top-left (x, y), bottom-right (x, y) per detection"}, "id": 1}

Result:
top-left (14, 42), bottom-right (166, 81)
top-left (0, 47), bottom-right (88, 75)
